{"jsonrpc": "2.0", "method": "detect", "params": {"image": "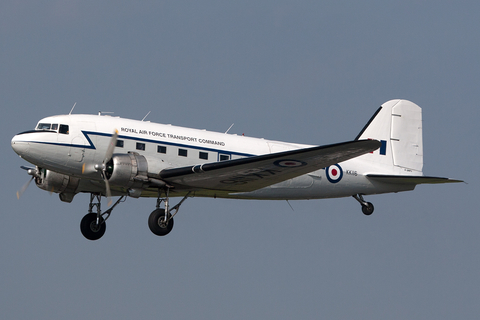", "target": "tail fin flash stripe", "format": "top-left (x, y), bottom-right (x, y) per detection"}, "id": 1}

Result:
top-left (380, 140), bottom-right (387, 155)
